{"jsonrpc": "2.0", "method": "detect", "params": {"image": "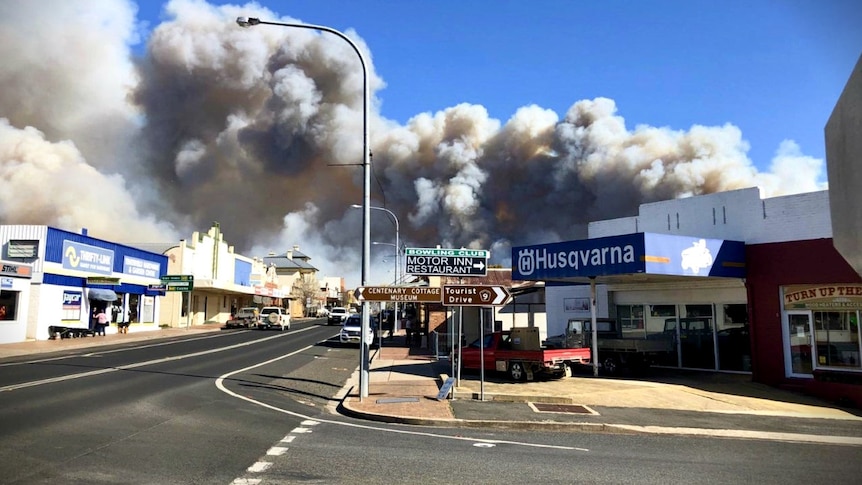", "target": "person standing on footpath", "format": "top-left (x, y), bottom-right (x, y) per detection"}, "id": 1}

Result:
top-left (95, 308), bottom-right (109, 336)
